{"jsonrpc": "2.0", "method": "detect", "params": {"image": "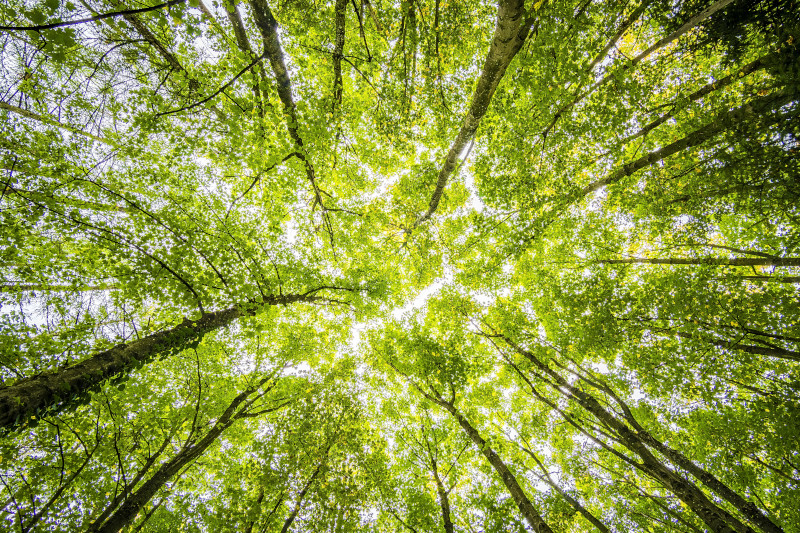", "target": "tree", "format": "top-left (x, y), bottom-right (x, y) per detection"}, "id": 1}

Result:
top-left (1, 0), bottom-right (799, 530)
